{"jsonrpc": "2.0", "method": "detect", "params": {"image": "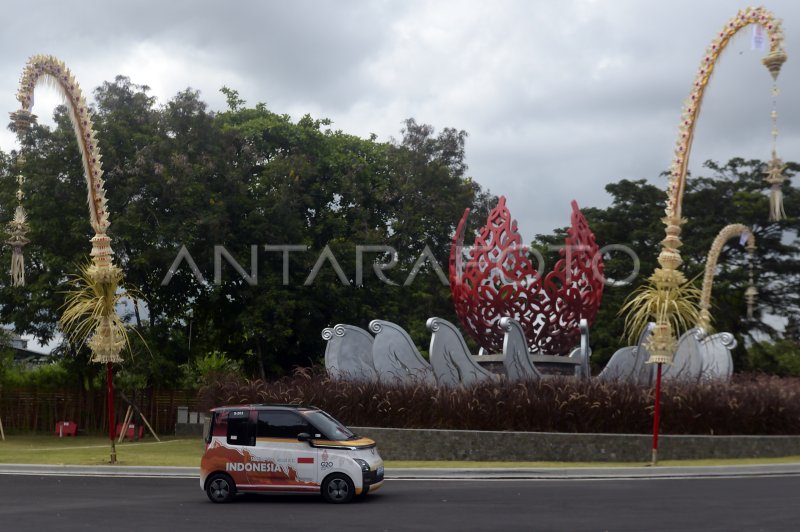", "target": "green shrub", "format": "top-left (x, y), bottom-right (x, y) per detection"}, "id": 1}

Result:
top-left (181, 351), bottom-right (242, 390)
top-left (746, 340), bottom-right (800, 376)
top-left (0, 357), bottom-right (72, 390)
